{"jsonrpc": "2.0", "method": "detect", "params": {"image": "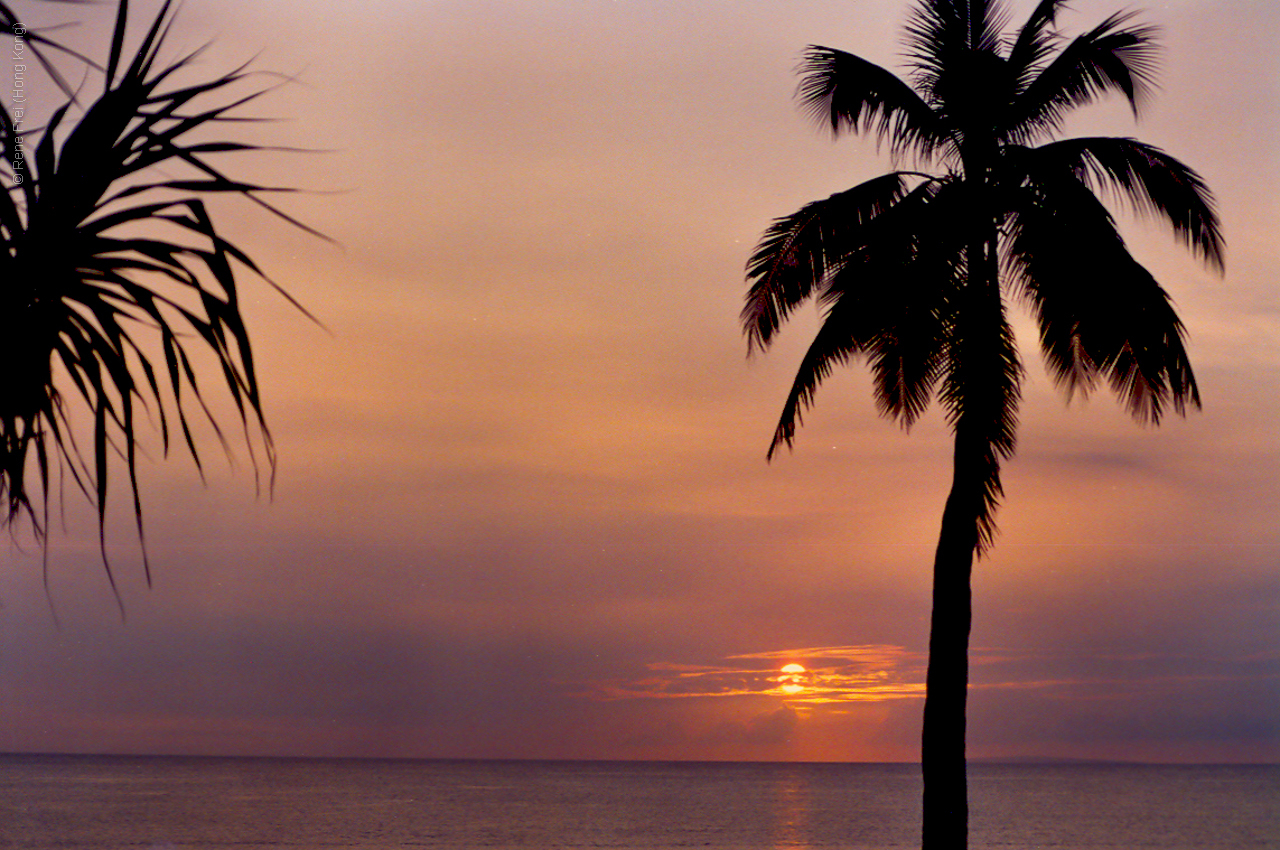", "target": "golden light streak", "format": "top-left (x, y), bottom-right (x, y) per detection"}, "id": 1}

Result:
top-left (581, 645), bottom-right (1257, 709)
top-left (586, 646), bottom-right (928, 705)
